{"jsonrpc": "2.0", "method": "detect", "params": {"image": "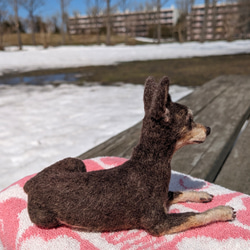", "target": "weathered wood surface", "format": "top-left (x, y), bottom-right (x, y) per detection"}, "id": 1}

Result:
top-left (78, 75), bottom-right (250, 194)
top-left (215, 120), bottom-right (250, 194)
top-left (78, 121), bottom-right (142, 159)
top-left (172, 75), bottom-right (250, 182)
